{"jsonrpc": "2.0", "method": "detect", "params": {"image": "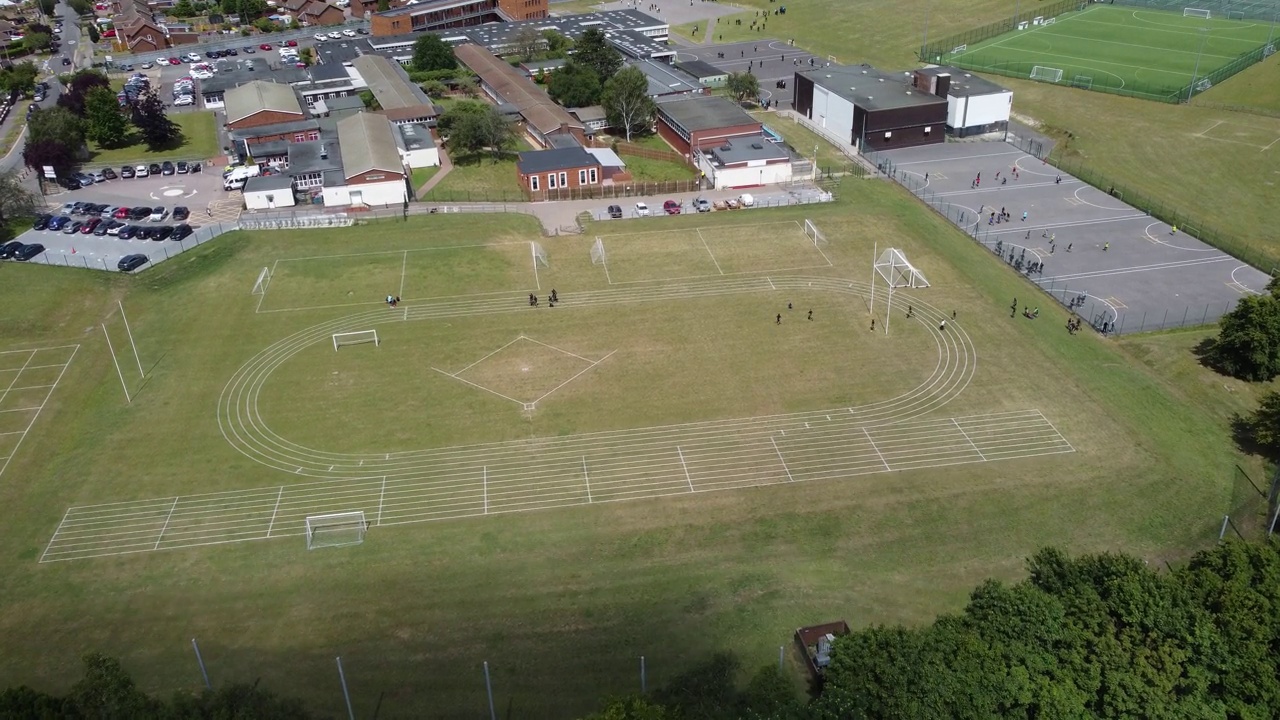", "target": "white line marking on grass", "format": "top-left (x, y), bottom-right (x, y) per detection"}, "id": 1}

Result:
top-left (0, 406), bottom-right (40, 414)
top-left (864, 428), bottom-right (891, 471)
top-left (0, 349), bottom-right (35, 406)
top-left (39, 507), bottom-right (73, 562)
top-left (432, 367), bottom-right (526, 407)
top-left (378, 476), bottom-right (387, 525)
top-left (399, 250), bottom-right (408, 298)
top-left (1262, 136), bottom-right (1280, 152)
top-left (696, 228), bottom-right (724, 275)
top-left (7, 384), bottom-right (55, 392)
top-left (272, 241), bottom-right (528, 264)
top-left (768, 276), bottom-right (776, 290)
top-left (266, 486), bottom-right (284, 537)
top-left (771, 437), bottom-right (793, 482)
top-left (520, 336), bottom-right (594, 363)
top-left (530, 350), bottom-right (617, 406)
top-left (952, 418), bottom-right (986, 461)
top-left (0, 345), bottom-right (78, 480)
top-left (677, 446), bottom-right (694, 491)
top-left (1196, 119), bottom-right (1225, 137)
top-left (483, 466), bottom-right (488, 513)
top-left (1035, 409), bottom-right (1076, 452)
top-left (582, 456), bottom-right (592, 502)
top-left (453, 336), bottom-right (526, 375)
top-left (154, 497), bottom-right (180, 550)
